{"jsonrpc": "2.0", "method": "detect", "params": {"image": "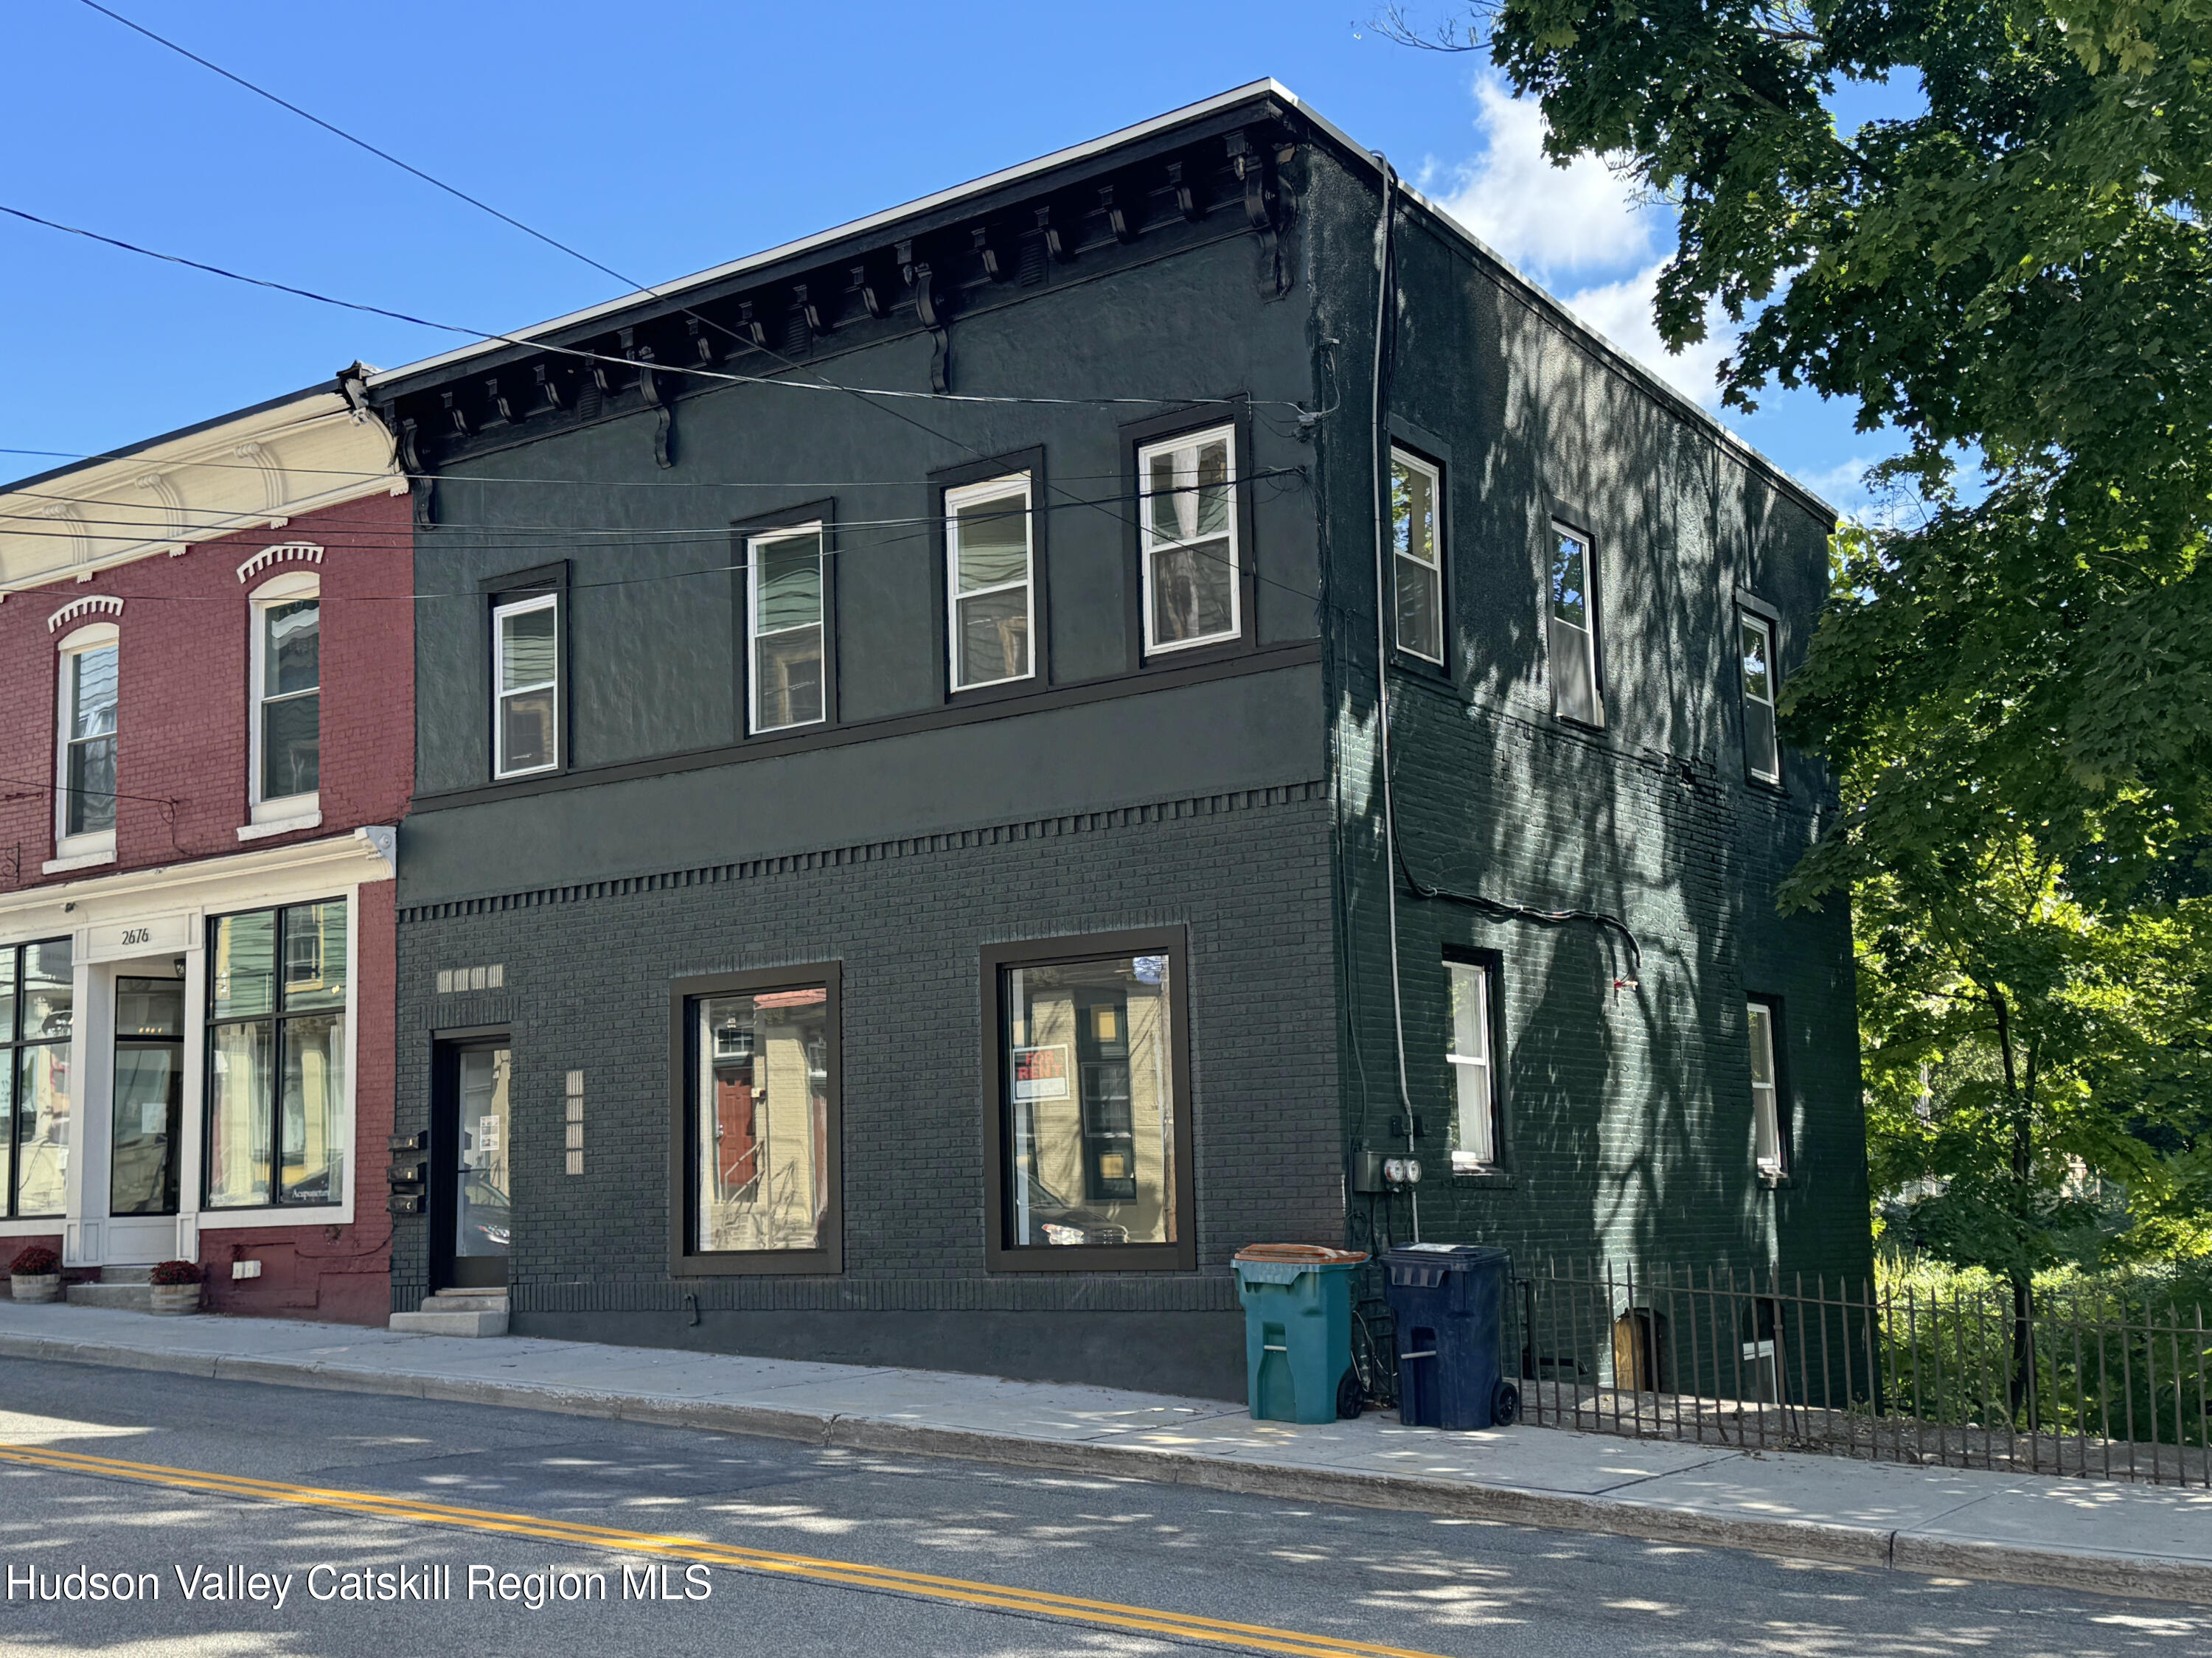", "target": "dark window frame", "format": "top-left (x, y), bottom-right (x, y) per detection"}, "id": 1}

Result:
top-left (1119, 402), bottom-right (1259, 672)
top-left (929, 447), bottom-right (1050, 704)
top-left (201, 896), bottom-right (349, 1212)
top-left (1734, 589), bottom-right (1786, 790)
top-left (1, 937), bottom-right (73, 1219)
top-left (1440, 942), bottom-right (1509, 1177)
top-left (731, 500), bottom-right (839, 738)
top-left (667, 961), bottom-right (844, 1278)
top-left (980, 926), bottom-right (1197, 1274)
top-left (482, 560), bottom-right (570, 782)
top-left (1747, 991), bottom-right (1792, 1180)
top-left (1543, 501), bottom-right (1606, 729)
top-left (1385, 420), bottom-right (1452, 680)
